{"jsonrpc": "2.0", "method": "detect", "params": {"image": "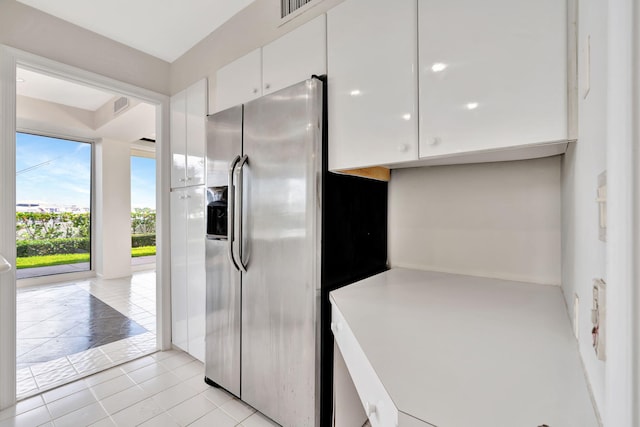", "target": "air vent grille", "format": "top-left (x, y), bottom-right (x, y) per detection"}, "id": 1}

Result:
top-left (281, 0), bottom-right (314, 18)
top-left (114, 96), bottom-right (129, 114)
